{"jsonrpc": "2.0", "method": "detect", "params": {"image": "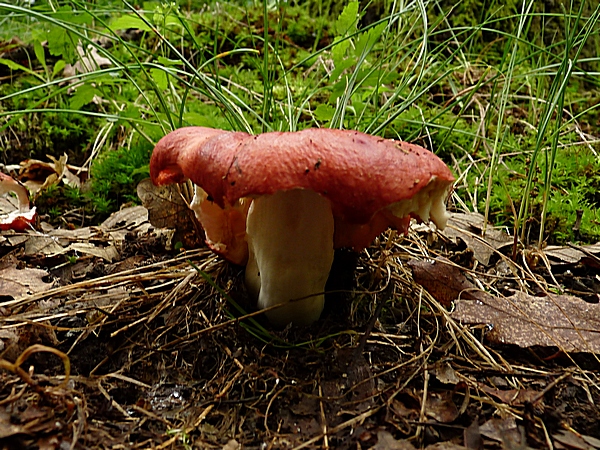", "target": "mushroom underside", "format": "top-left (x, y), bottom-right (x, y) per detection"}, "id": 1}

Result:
top-left (190, 178), bottom-right (451, 326)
